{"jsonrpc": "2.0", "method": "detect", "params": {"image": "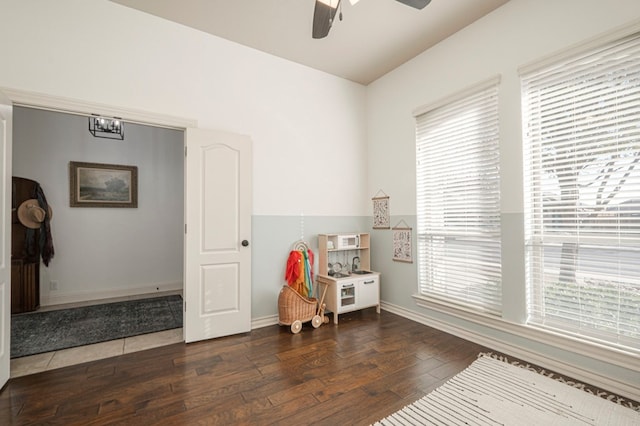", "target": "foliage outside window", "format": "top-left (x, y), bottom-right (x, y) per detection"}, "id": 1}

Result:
top-left (521, 31), bottom-right (640, 351)
top-left (415, 78), bottom-right (502, 315)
